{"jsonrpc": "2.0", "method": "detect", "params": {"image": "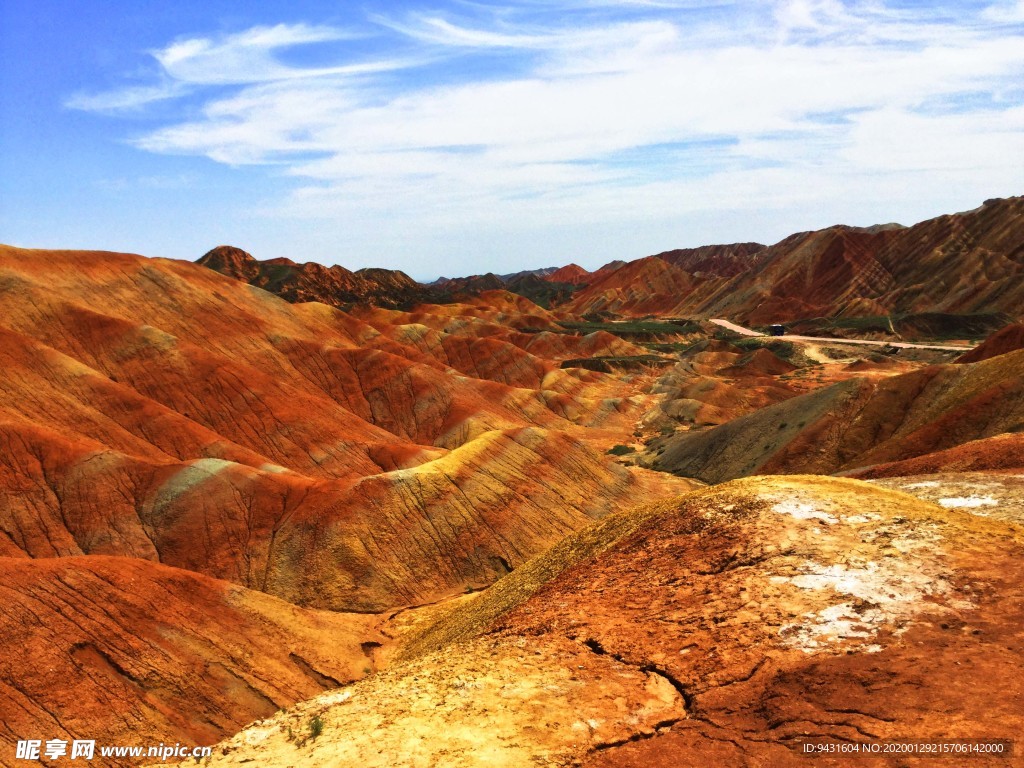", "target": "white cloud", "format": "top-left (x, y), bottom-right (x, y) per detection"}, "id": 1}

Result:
top-left (65, 80), bottom-right (190, 112)
top-left (66, 2), bottom-right (1024, 272)
top-left (67, 22), bottom-right (422, 112)
top-left (983, 0), bottom-right (1024, 22)
top-left (154, 23), bottom-right (392, 85)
